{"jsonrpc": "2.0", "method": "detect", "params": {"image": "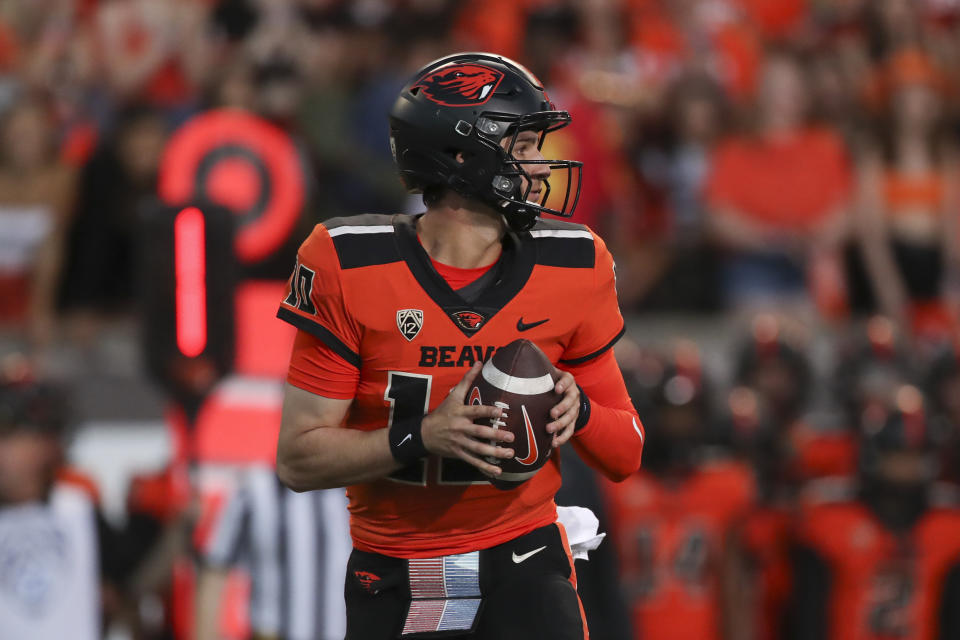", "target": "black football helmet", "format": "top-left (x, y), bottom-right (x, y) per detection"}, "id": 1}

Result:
top-left (389, 52), bottom-right (582, 231)
top-left (0, 360), bottom-right (69, 438)
top-left (856, 386), bottom-right (945, 529)
top-left (733, 315), bottom-right (812, 426)
top-left (624, 341), bottom-right (711, 474)
top-left (858, 385), bottom-right (940, 482)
